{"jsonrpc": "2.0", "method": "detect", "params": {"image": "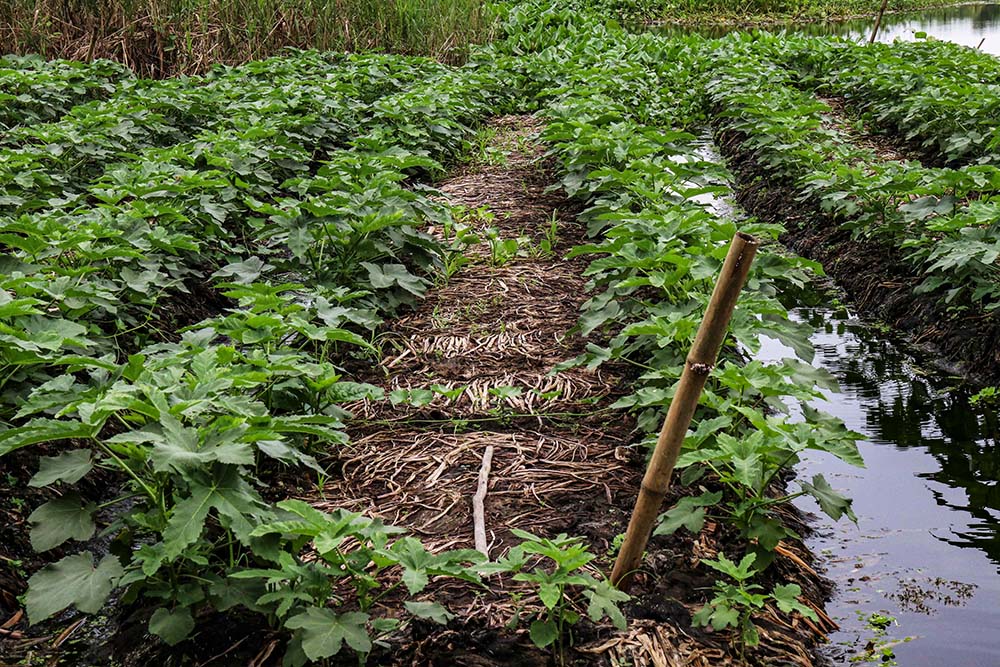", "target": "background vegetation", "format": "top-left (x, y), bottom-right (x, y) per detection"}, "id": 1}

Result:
top-left (0, 0), bottom-right (493, 76)
top-left (0, 0), bottom-right (963, 76)
top-left (566, 0), bottom-right (953, 23)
